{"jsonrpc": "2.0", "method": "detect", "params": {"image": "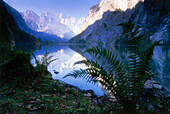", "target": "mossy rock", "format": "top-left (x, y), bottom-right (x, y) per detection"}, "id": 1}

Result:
top-left (0, 52), bottom-right (35, 84)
